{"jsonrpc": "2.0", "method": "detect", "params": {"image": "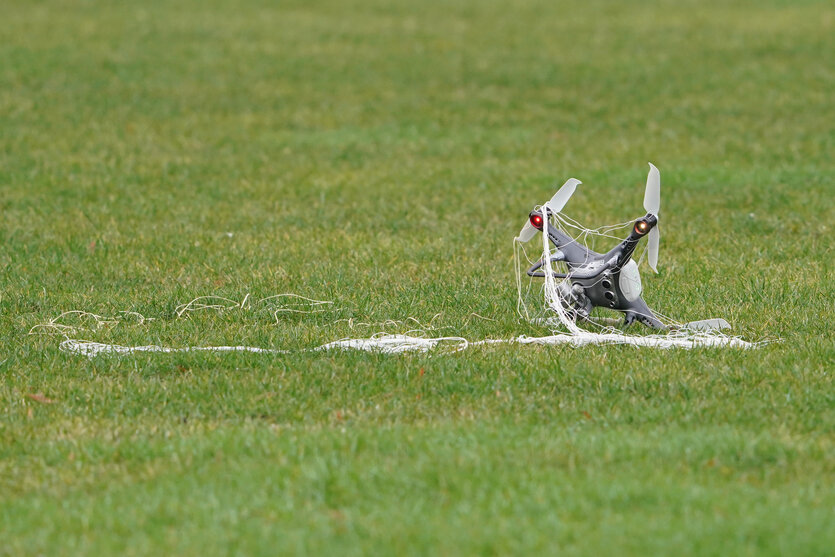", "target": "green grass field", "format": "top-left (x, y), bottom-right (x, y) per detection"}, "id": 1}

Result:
top-left (1, 0), bottom-right (833, 554)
